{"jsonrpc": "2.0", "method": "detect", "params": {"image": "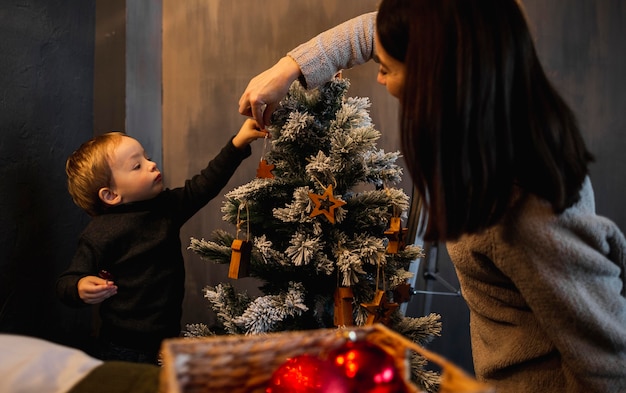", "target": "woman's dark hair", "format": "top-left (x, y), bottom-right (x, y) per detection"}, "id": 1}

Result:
top-left (376, 0), bottom-right (411, 62)
top-left (378, 0), bottom-right (593, 241)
